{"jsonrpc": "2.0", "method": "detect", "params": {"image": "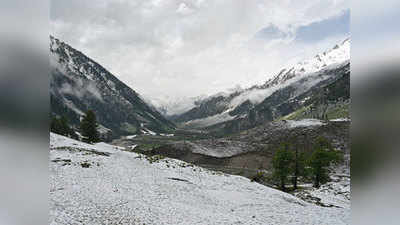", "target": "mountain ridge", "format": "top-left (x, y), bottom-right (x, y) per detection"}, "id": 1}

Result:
top-left (50, 36), bottom-right (175, 139)
top-left (172, 38), bottom-right (350, 134)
